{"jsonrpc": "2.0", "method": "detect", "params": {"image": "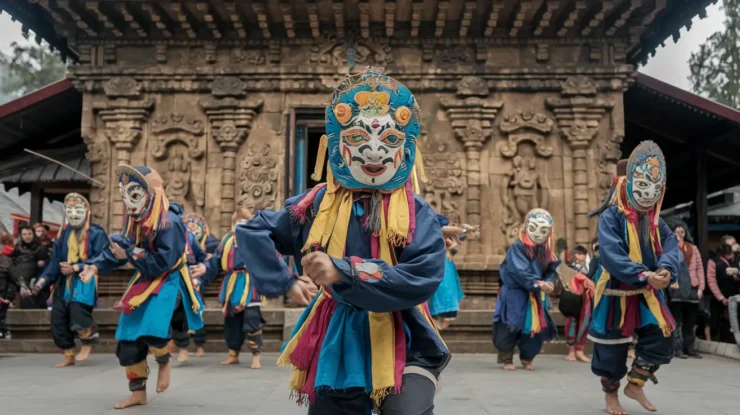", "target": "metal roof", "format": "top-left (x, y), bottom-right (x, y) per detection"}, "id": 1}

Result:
top-left (0, 154), bottom-right (90, 184)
